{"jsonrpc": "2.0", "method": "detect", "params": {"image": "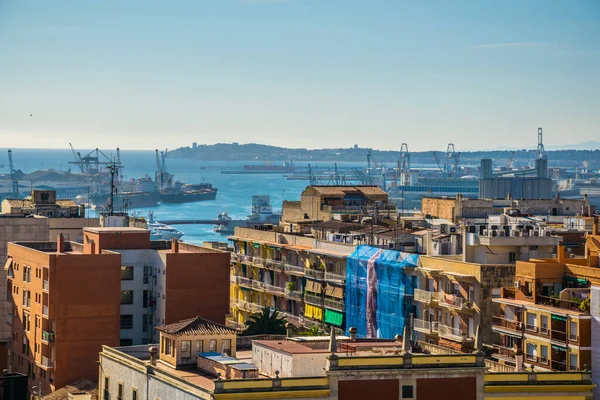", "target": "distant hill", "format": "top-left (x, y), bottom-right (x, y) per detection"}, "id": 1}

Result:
top-left (168, 142), bottom-right (600, 168)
